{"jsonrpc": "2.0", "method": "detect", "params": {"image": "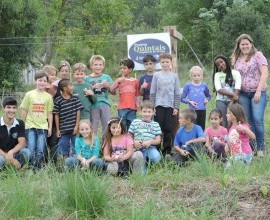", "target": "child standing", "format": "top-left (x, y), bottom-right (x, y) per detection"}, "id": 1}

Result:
top-left (84, 55), bottom-right (114, 137)
top-left (213, 55), bottom-right (241, 127)
top-left (65, 120), bottom-right (103, 170)
top-left (111, 58), bottom-right (140, 130)
top-left (226, 103), bottom-right (255, 165)
top-left (181, 66), bottom-right (211, 131)
top-left (129, 100), bottom-right (162, 171)
top-left (53, 79), bottom-right (83, 160)
top-left (20, 71), bottom-right (54, 169)
top-left (139, 55), bottom-right (156, 101)
top-left (42, 65), bottom-right (59, 163)
top-left (43, 65), bottom-right (58, 97)
top-left (205, 109), bottom-right (228, 160)
top-left (73, 63), bottom-right (96, 120)
top-left (150, 53), bottom-right (181, 156)
top-left (103, 117), bottom-right (143, 176)
top-left (173, 109), bottom-right (206, 166)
